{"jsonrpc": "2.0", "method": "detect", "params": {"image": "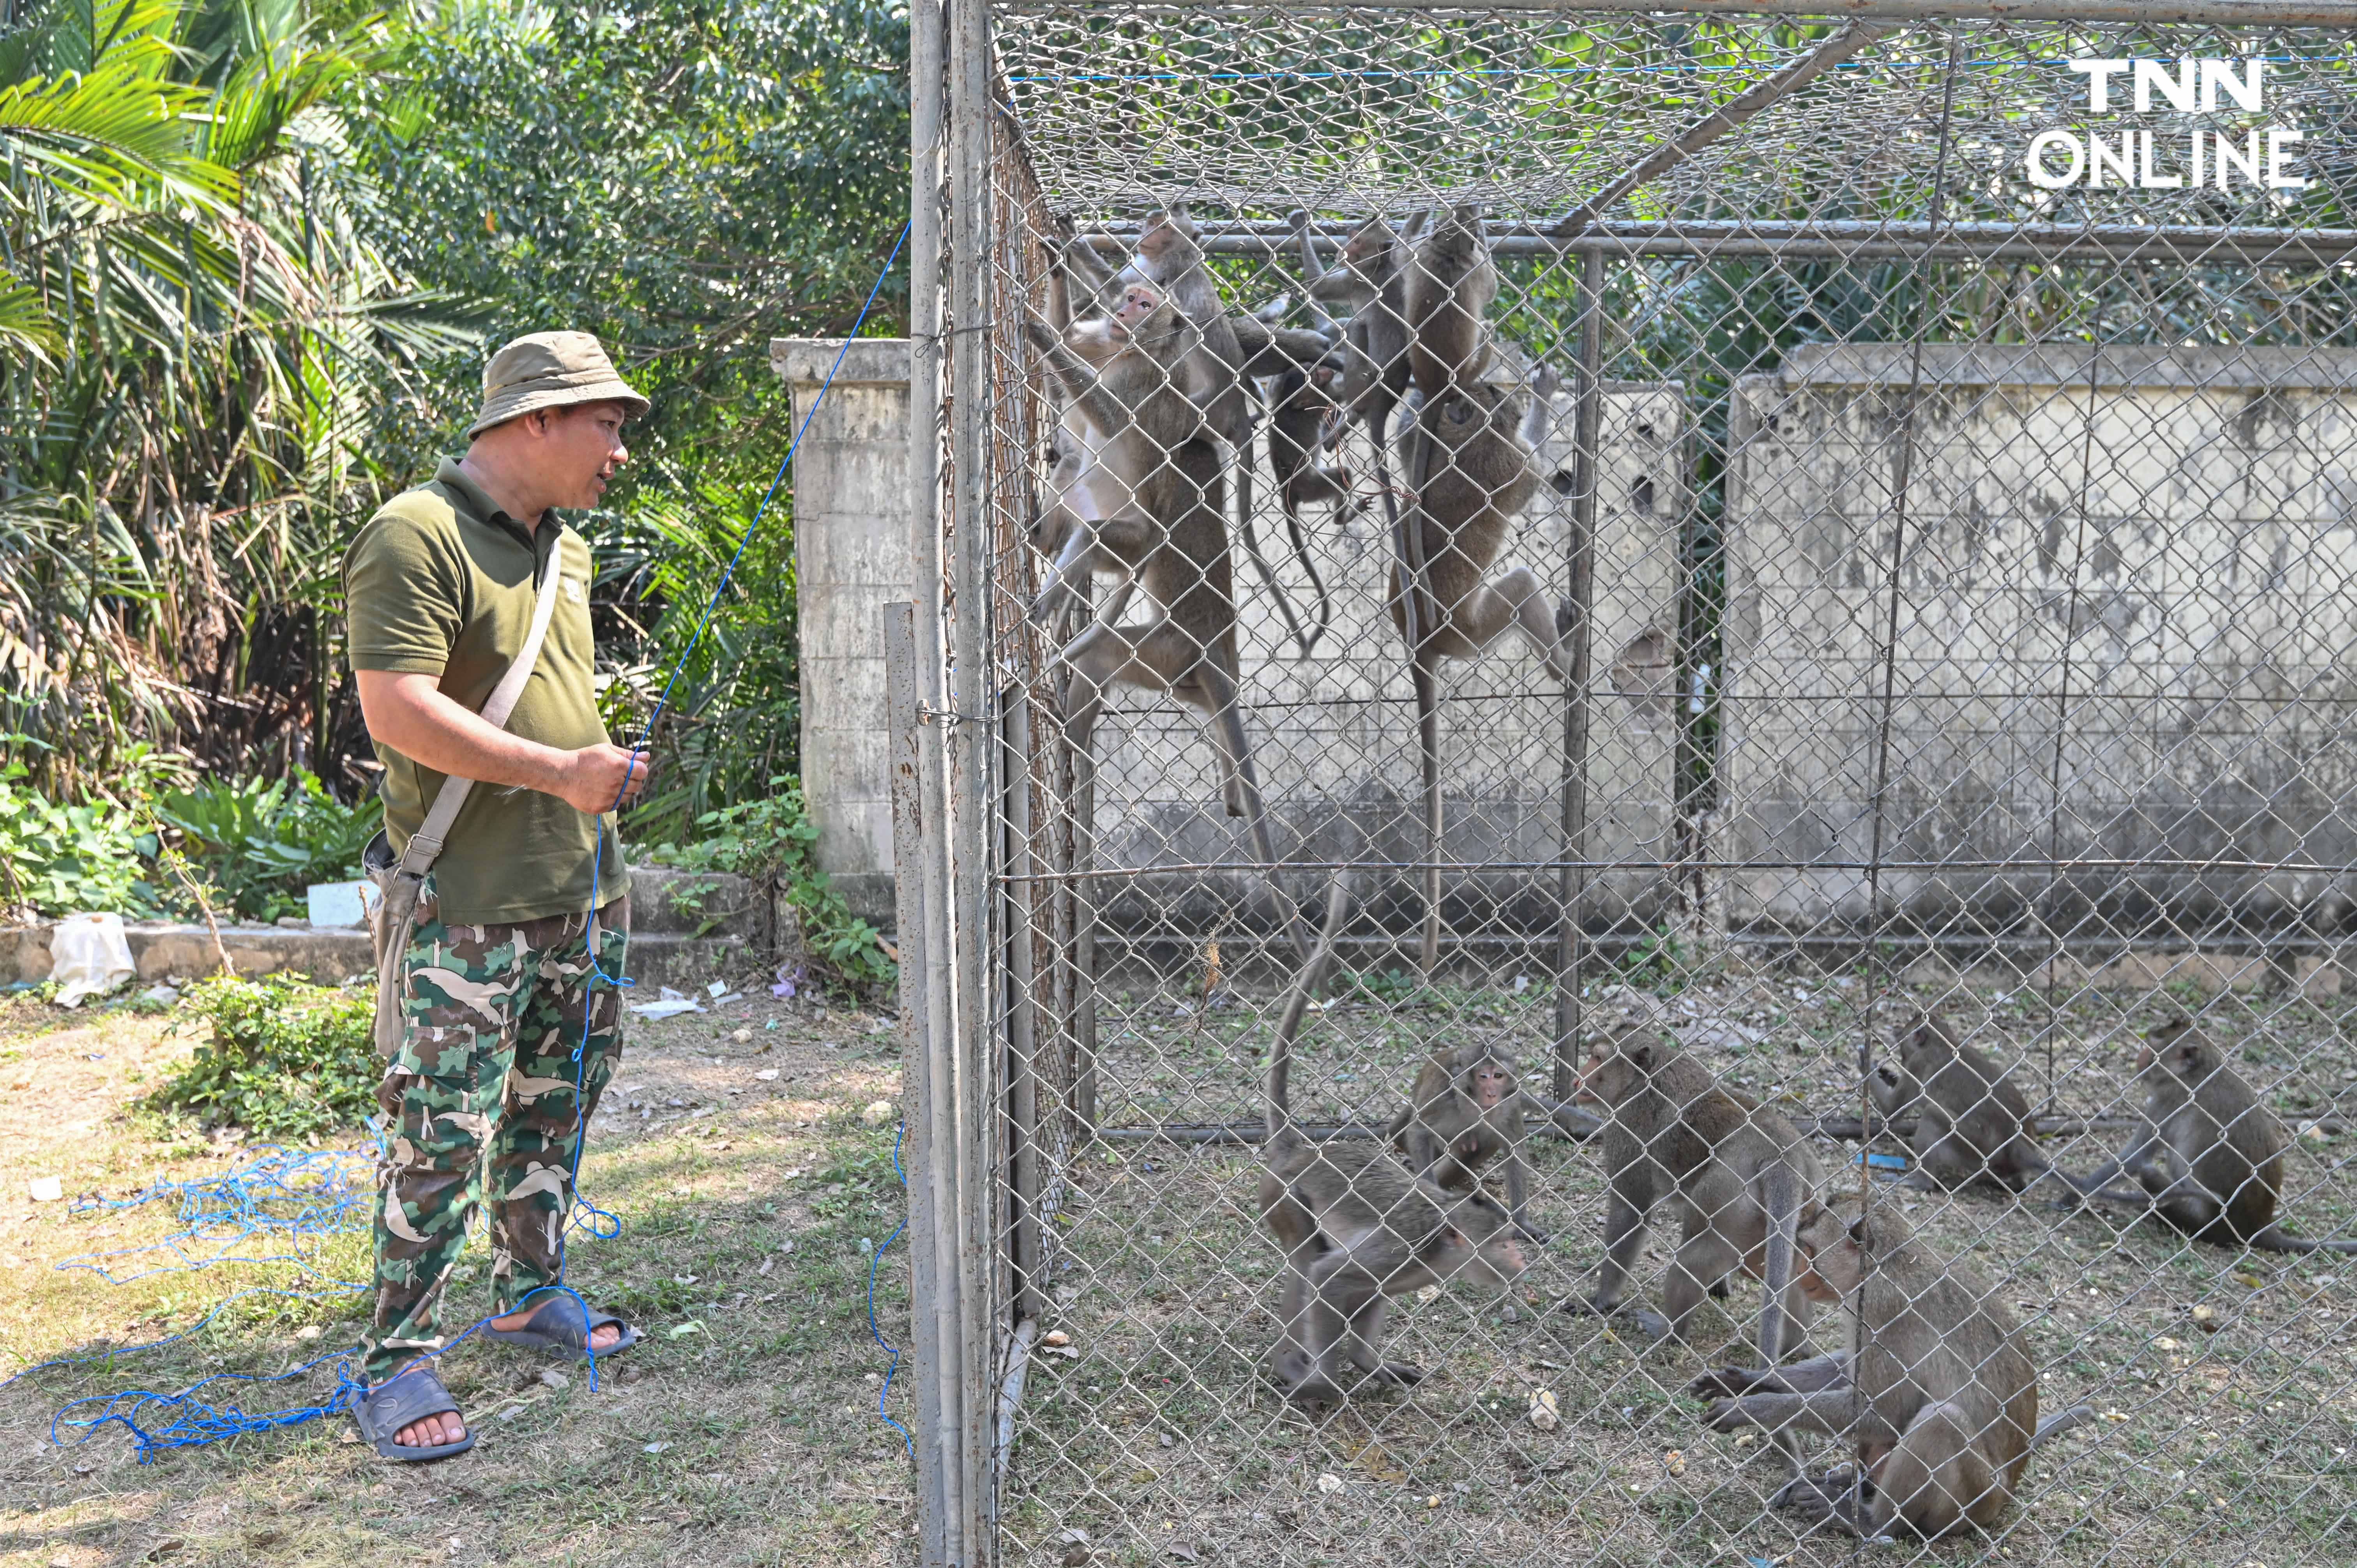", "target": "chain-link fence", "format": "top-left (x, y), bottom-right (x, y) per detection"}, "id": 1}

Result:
top-left (894, 5), bottom-right (2357, 1564)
